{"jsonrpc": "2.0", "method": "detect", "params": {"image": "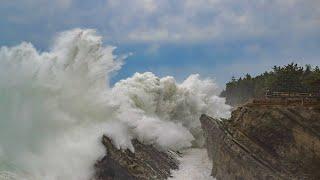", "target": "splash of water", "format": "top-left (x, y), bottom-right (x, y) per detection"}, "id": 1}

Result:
top-left (169, 149), bottom-right (216, 180)
top-left (0, 28), bottom-right (230, 179)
